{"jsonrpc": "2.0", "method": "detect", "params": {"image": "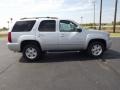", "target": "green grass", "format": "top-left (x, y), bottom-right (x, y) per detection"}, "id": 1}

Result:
top-left (110, 33), bottom-right (120, 37)
top-left (0, 36), bottom-right (7, 40)
top-left (0, 34), bottom-right (7, 37)
top-left (0, 32), bottom-right (7, 40)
